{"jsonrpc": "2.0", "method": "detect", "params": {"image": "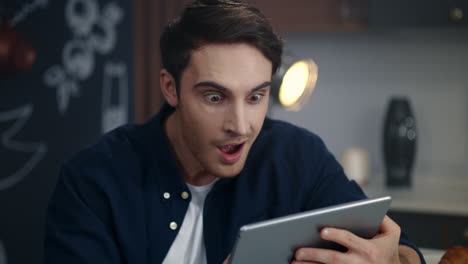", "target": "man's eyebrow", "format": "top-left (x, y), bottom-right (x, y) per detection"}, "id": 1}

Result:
top-left (193, 81), bottom-right (227, 91)
top-left (193, 81), bottom-right (271, 92)
top-left (251, 81), bottom-right (271, 92)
